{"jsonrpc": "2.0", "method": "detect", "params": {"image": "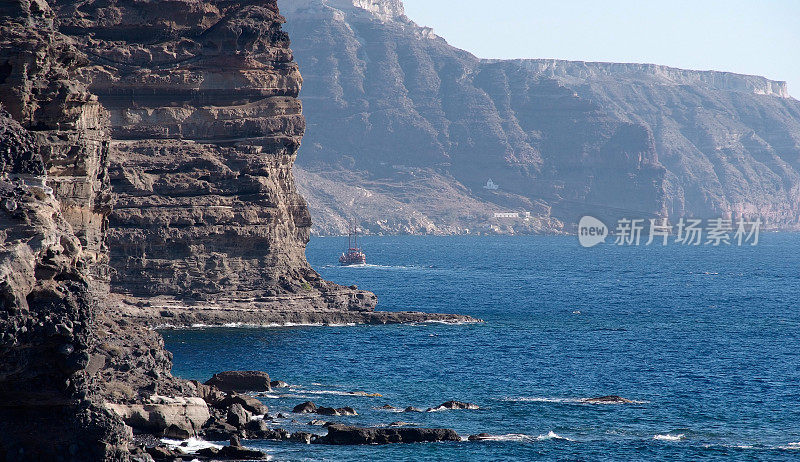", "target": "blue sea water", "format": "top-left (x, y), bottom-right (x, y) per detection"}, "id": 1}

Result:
top-left (162, 234), bottom-right (800, 461)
